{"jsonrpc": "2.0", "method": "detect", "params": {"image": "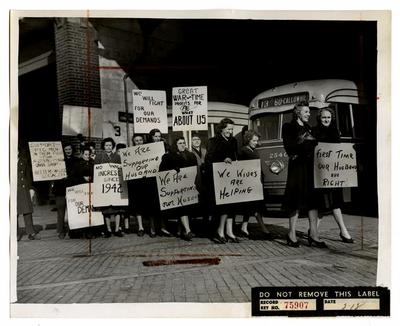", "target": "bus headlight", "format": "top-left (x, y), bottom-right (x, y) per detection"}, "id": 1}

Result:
top-left (269, 160), bottom-right (284, 175)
